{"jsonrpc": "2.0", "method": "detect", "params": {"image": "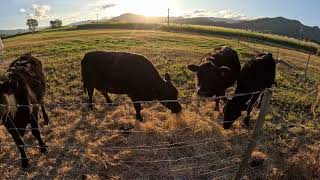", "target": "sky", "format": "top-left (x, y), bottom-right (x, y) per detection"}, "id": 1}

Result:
top-left (0, 0), bottom-right (320, 30)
